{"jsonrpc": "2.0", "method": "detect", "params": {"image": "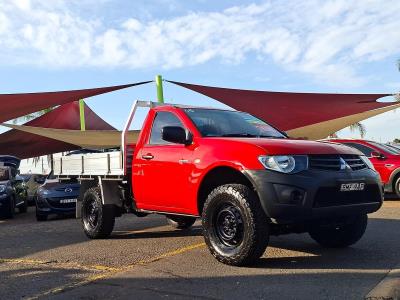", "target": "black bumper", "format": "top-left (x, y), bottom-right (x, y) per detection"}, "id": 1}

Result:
top-left (36, 197), bottom-right (76, 216)
top-left (244, 168), bottom-right (383, 223)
